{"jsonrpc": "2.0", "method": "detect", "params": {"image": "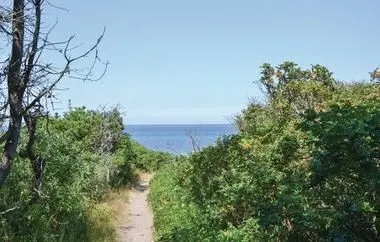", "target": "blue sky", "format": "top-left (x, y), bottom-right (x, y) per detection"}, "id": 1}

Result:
top-left (46, 0), bottom-right (379, 124)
